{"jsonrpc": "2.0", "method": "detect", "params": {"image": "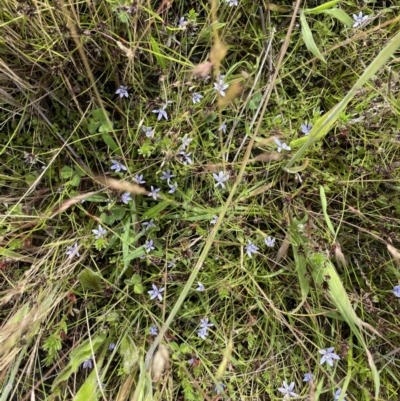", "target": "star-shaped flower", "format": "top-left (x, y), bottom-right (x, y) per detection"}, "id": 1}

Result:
top-left (200, 317), bottom-right (214, 329)
top-left (110, 160), bottom-right (127, 173)
top-left (210, 215), bottom-right (218, 225)
top-left (393, 285), bottom-right (400, 297)
top-left (82, 358), bottom-right (93, 369)
top-left (301, 122), bottom-right (312, 135)
top-left (218, 121), bottom-right (227, 133)
top-left (108, 343), bottom-right (115, 351)
top-left (265, 236), bottom-right (276, 247)
top-left (152, 107), bottom-right (168, 121)
top-left (274, 138), bottom-right (291, 152)
top-left (303, 372), bottom-right (314, 382)
top-left (245, 240), bottom-right (259, 258)
top-left (196, 282), bottom-right (205, 292)
top-left (180, 134), bottom-right (192, 149)
top-left (149, 325), bottom-right (158, 336)
top-left (197, 327), bottom-right (208, 339)
top-left (66, 242), bottom-right (80, 258)
top-left (192, 92), bottom-right (203, 104)
top-left (142, 126), bottom-right (154, 138)
top-left (115, 85), bottom-right (129, 98)
top-left (278, 381), bottom-right (298, 398)
top-left (142, 219), bottom-right (156, 231)
top-left (144, 239), bottom-right (155, 253)
top-left (92, 225), bottom-right (107, 239)
top-left (179, 151), bottom-right (192, 165)
top-left (133, 174), bottom-right (146, 184)
top-left (213, 171), bottom-right (229, 188)
top-left (148, 284), bottom-right (165, 301)
top-left (214, 77), bottom-right (229, 97)
top-left (215, 383), bottom-right (226, 394)
top-left (334, 388), bottom-right (347, 401)
top-left (178, 16), bottom-right (187, 29)
top-left (160, 169), bottom-right (176, 182)
top-left (121, 192), bottom-right (132, 204)
top-left (353, 11), bottom-right (368, 28)
top-left (148, 186), bottom-right (161, 200)
top-left (225, 0), bottom-right (238, 5)
top-left (319, 347), bottom-right (340, 367)
top-left (168, 182), bottom-right (178, 194)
